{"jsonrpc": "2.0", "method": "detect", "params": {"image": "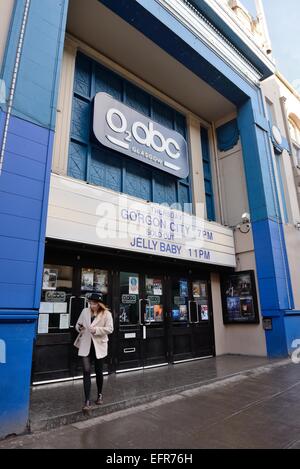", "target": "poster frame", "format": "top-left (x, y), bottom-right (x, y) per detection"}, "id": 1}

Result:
top-left (221, 270), bottom-right (260, 325)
